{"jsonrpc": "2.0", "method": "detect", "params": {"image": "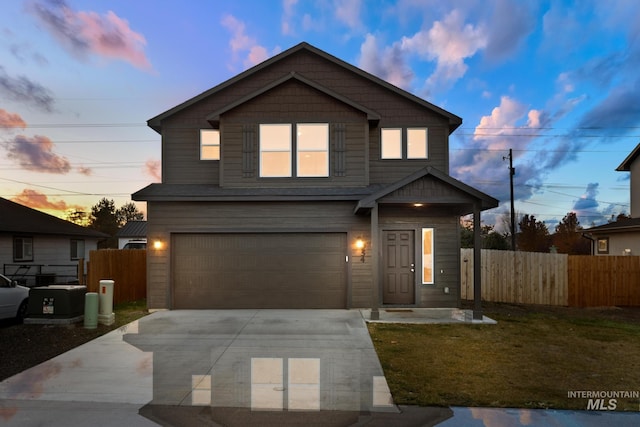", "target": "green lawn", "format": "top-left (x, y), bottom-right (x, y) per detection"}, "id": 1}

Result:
top-left (368, 304), bottom-right (640, 411)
